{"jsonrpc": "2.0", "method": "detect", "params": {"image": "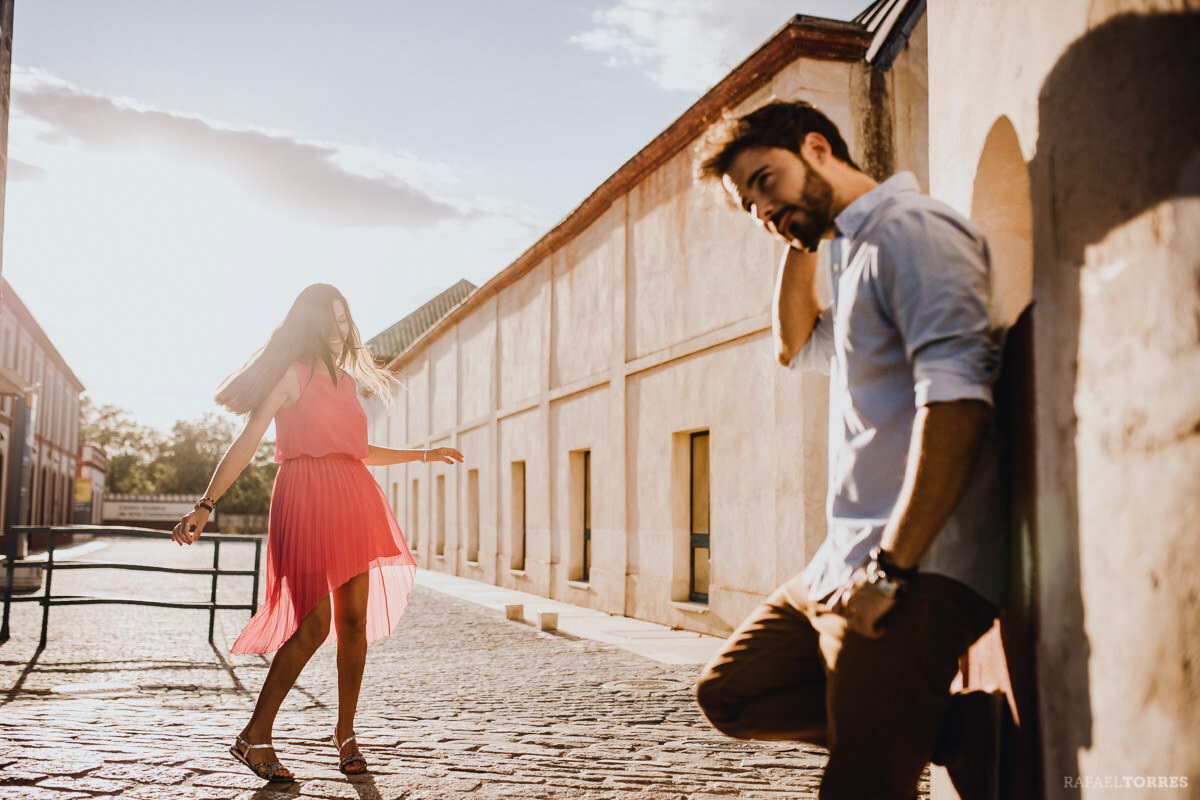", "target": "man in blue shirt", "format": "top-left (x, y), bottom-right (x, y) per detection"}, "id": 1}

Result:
top-left (693, 100), bottom-right (1006, 799)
